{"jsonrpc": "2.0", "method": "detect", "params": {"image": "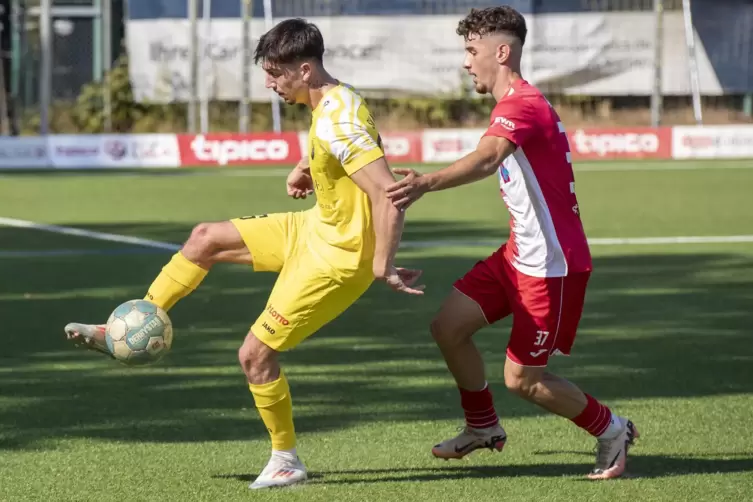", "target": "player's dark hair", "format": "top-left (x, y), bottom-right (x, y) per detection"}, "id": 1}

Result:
top-left (254, 18), bottom-right (325, 65)
top-left (456, 6), bottom-right (527, 45)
